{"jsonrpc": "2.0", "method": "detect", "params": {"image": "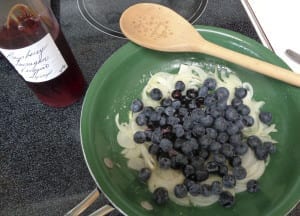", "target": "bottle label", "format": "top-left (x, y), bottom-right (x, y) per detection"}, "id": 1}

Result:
top-left (0, 33), bottom-right (68, 83)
